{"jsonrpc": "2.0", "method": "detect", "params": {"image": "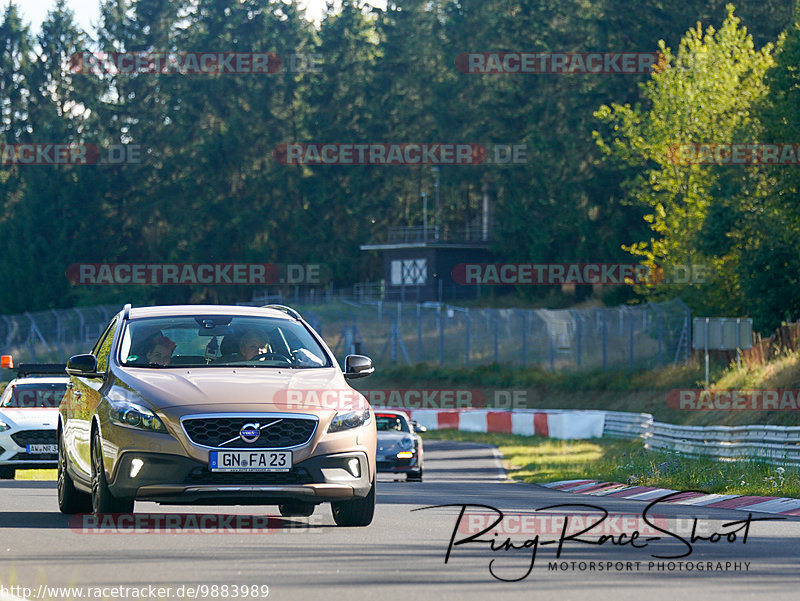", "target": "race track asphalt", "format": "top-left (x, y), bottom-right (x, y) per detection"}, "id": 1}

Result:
top-left (0, 440), bottom-right (798, 601)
